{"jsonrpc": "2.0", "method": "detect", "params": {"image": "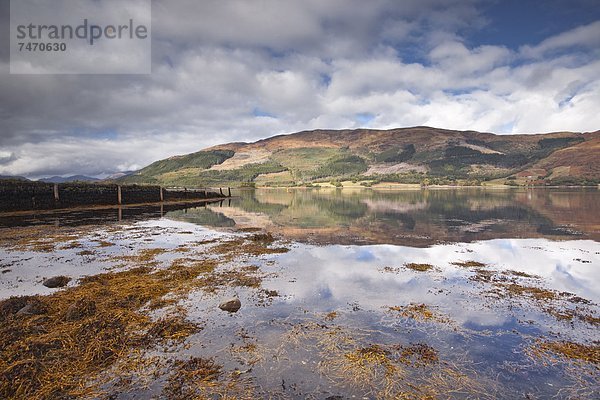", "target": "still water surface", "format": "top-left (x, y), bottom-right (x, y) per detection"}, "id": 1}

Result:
top-left (0, 188), bottom-right (598, 398)
top-left (173, 187), bottom-right (600, 245)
